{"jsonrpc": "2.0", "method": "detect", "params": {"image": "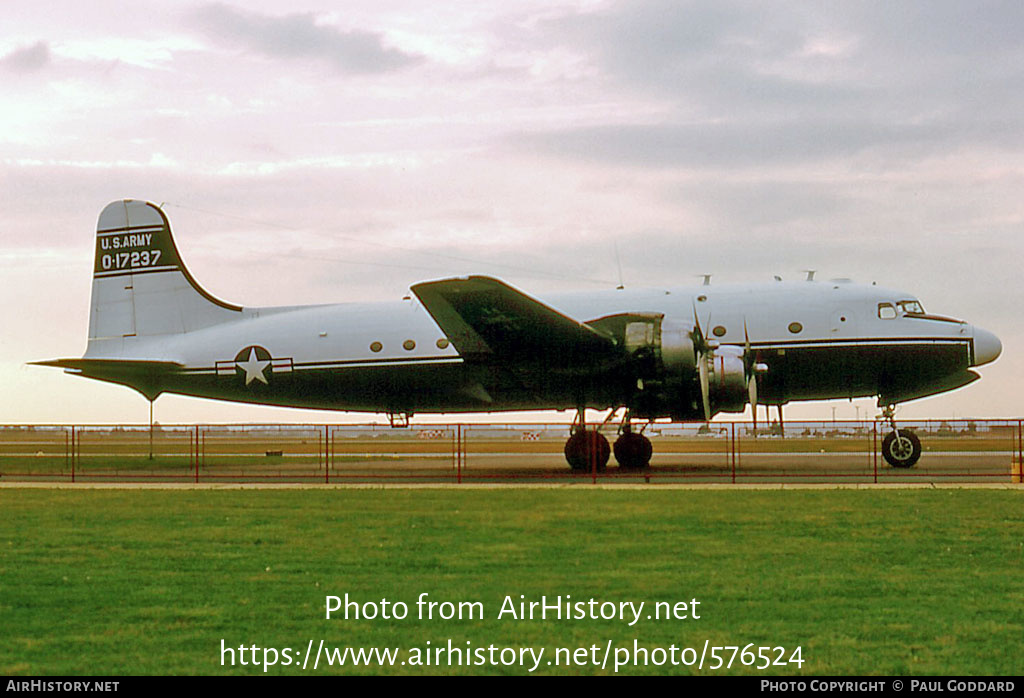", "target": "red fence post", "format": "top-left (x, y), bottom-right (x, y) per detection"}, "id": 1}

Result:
top-left (457, 424), bottom-right (463, 485)
top-left (872, 421), bottom-right (878, 484)
top-left (194, 425), bottom-right (200, 483)
top-left (731, 422), bottom-right (737, 484)
top-left (1018, 420), bottom-right (1023, 483)
top-left (71, 425), bottom-right (76, 483)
